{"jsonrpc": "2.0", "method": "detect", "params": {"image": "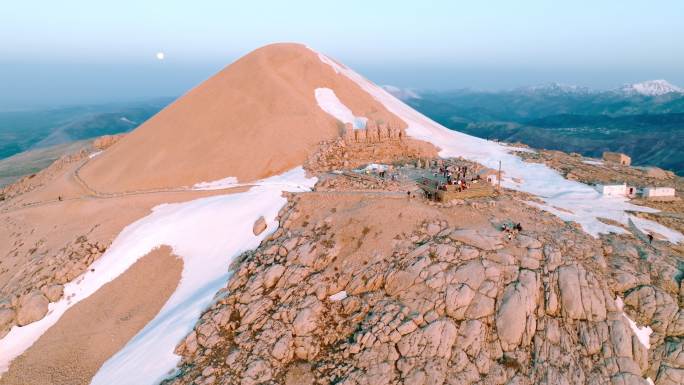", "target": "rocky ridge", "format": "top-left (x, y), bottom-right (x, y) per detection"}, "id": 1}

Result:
top-left (0, 150), bottom-right (88, 203)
